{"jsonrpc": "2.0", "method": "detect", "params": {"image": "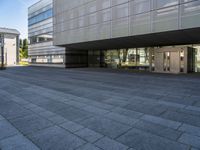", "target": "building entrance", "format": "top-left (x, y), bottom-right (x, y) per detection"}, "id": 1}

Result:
top-left (153, 47), bottom-right (195, 74)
